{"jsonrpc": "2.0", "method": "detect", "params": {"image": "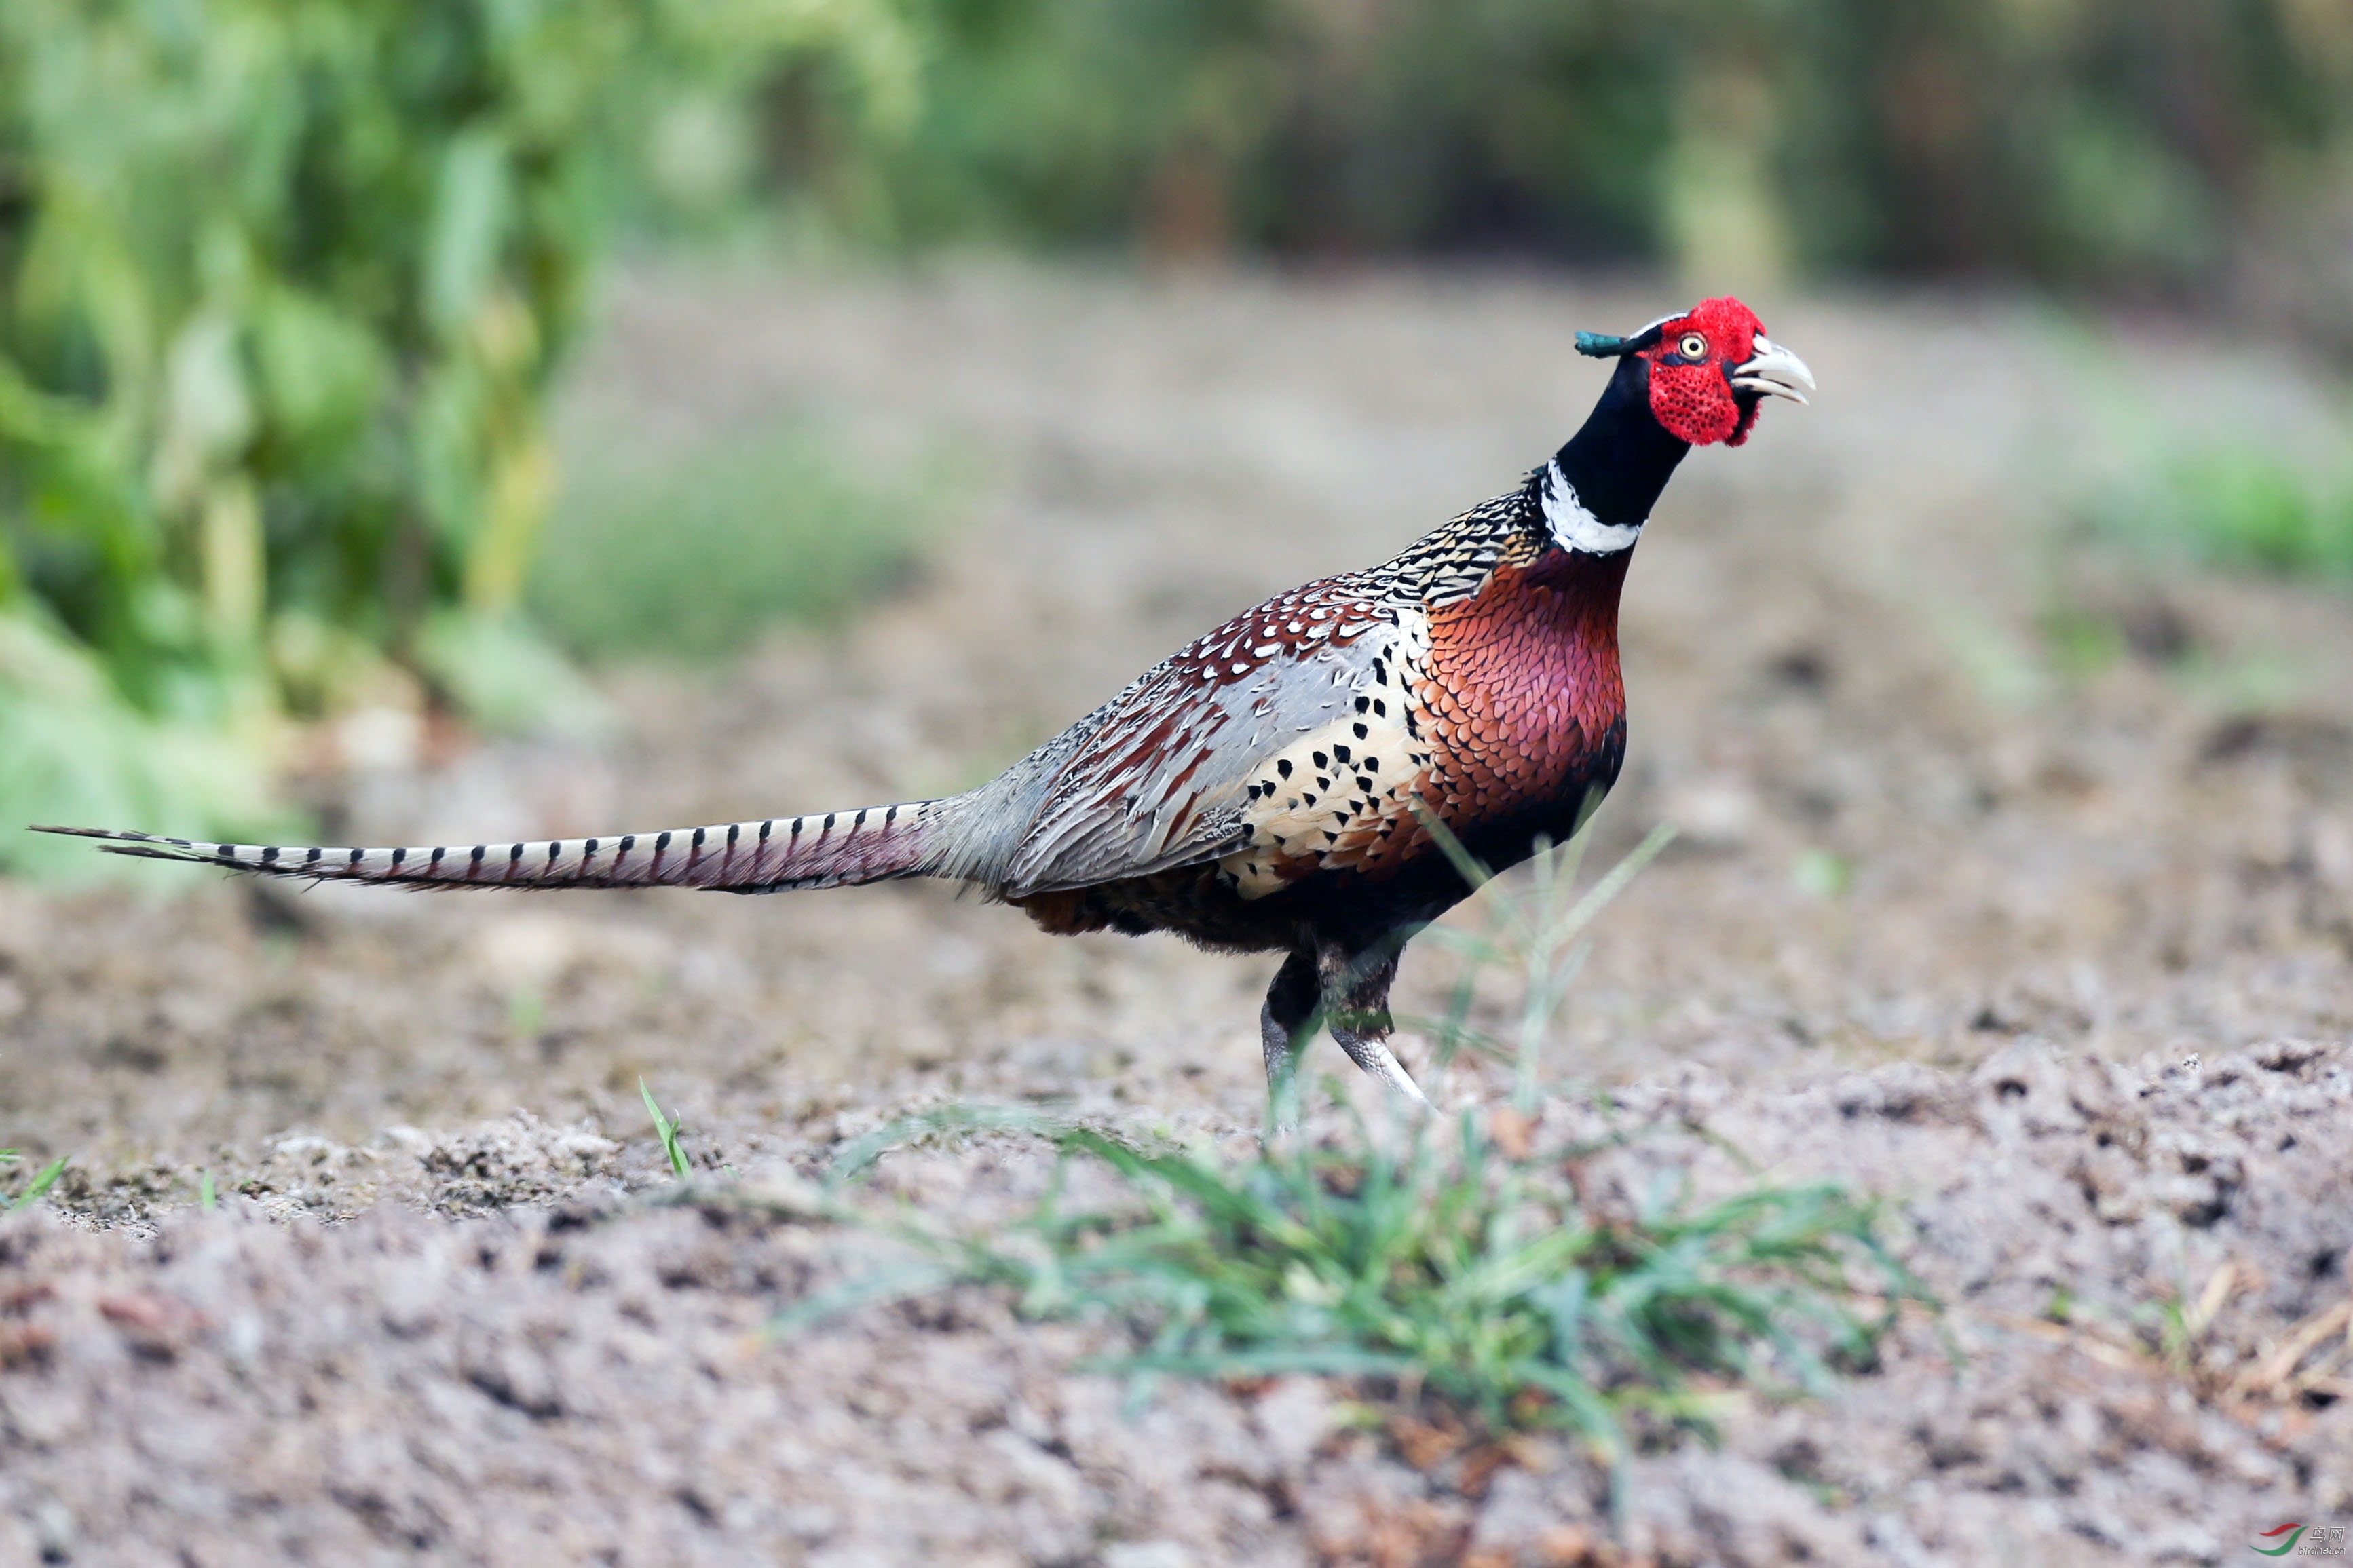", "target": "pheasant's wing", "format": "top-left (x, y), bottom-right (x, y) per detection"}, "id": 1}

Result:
top-left (990, 576), bottom-right (1428, 896)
